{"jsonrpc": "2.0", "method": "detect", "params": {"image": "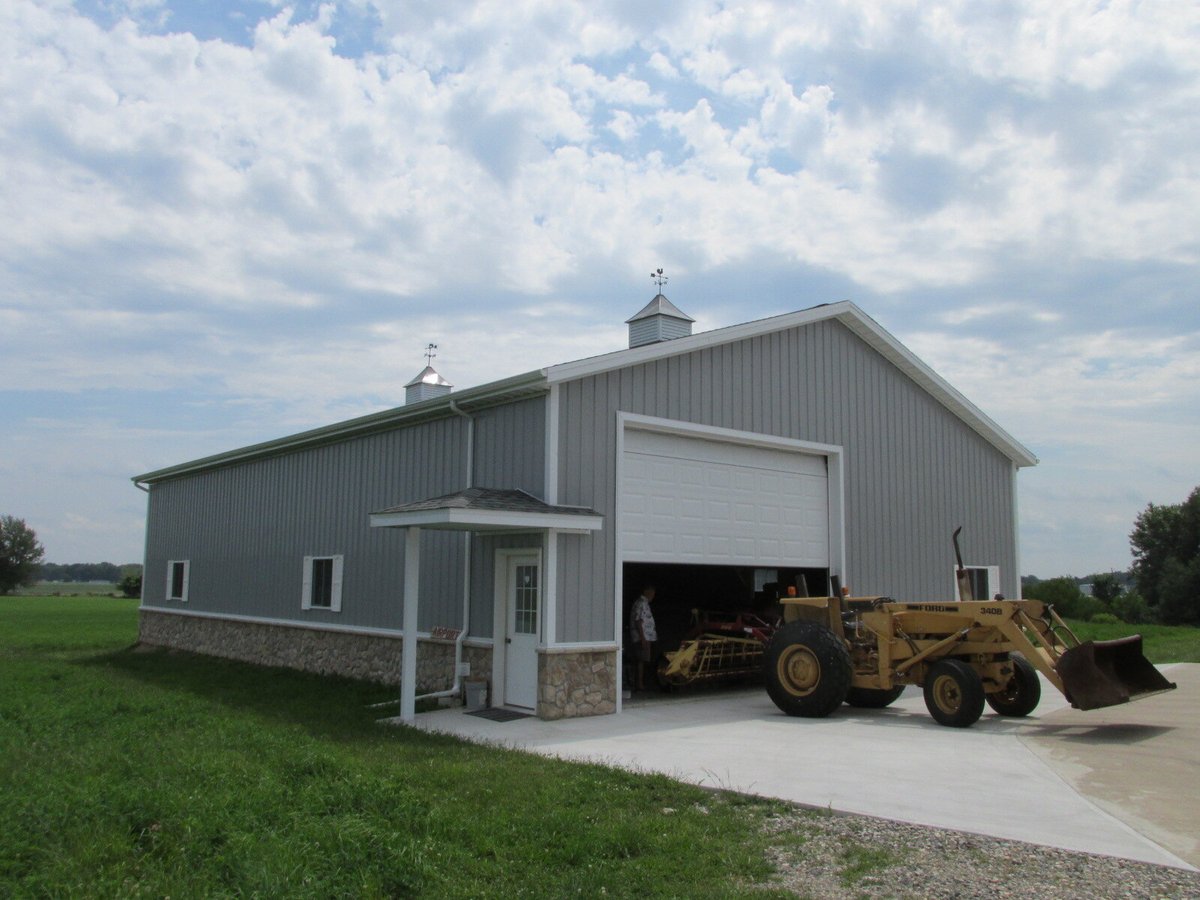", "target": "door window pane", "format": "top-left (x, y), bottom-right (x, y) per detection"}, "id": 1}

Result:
top-left (514, 564), bottom-right (538, 635)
